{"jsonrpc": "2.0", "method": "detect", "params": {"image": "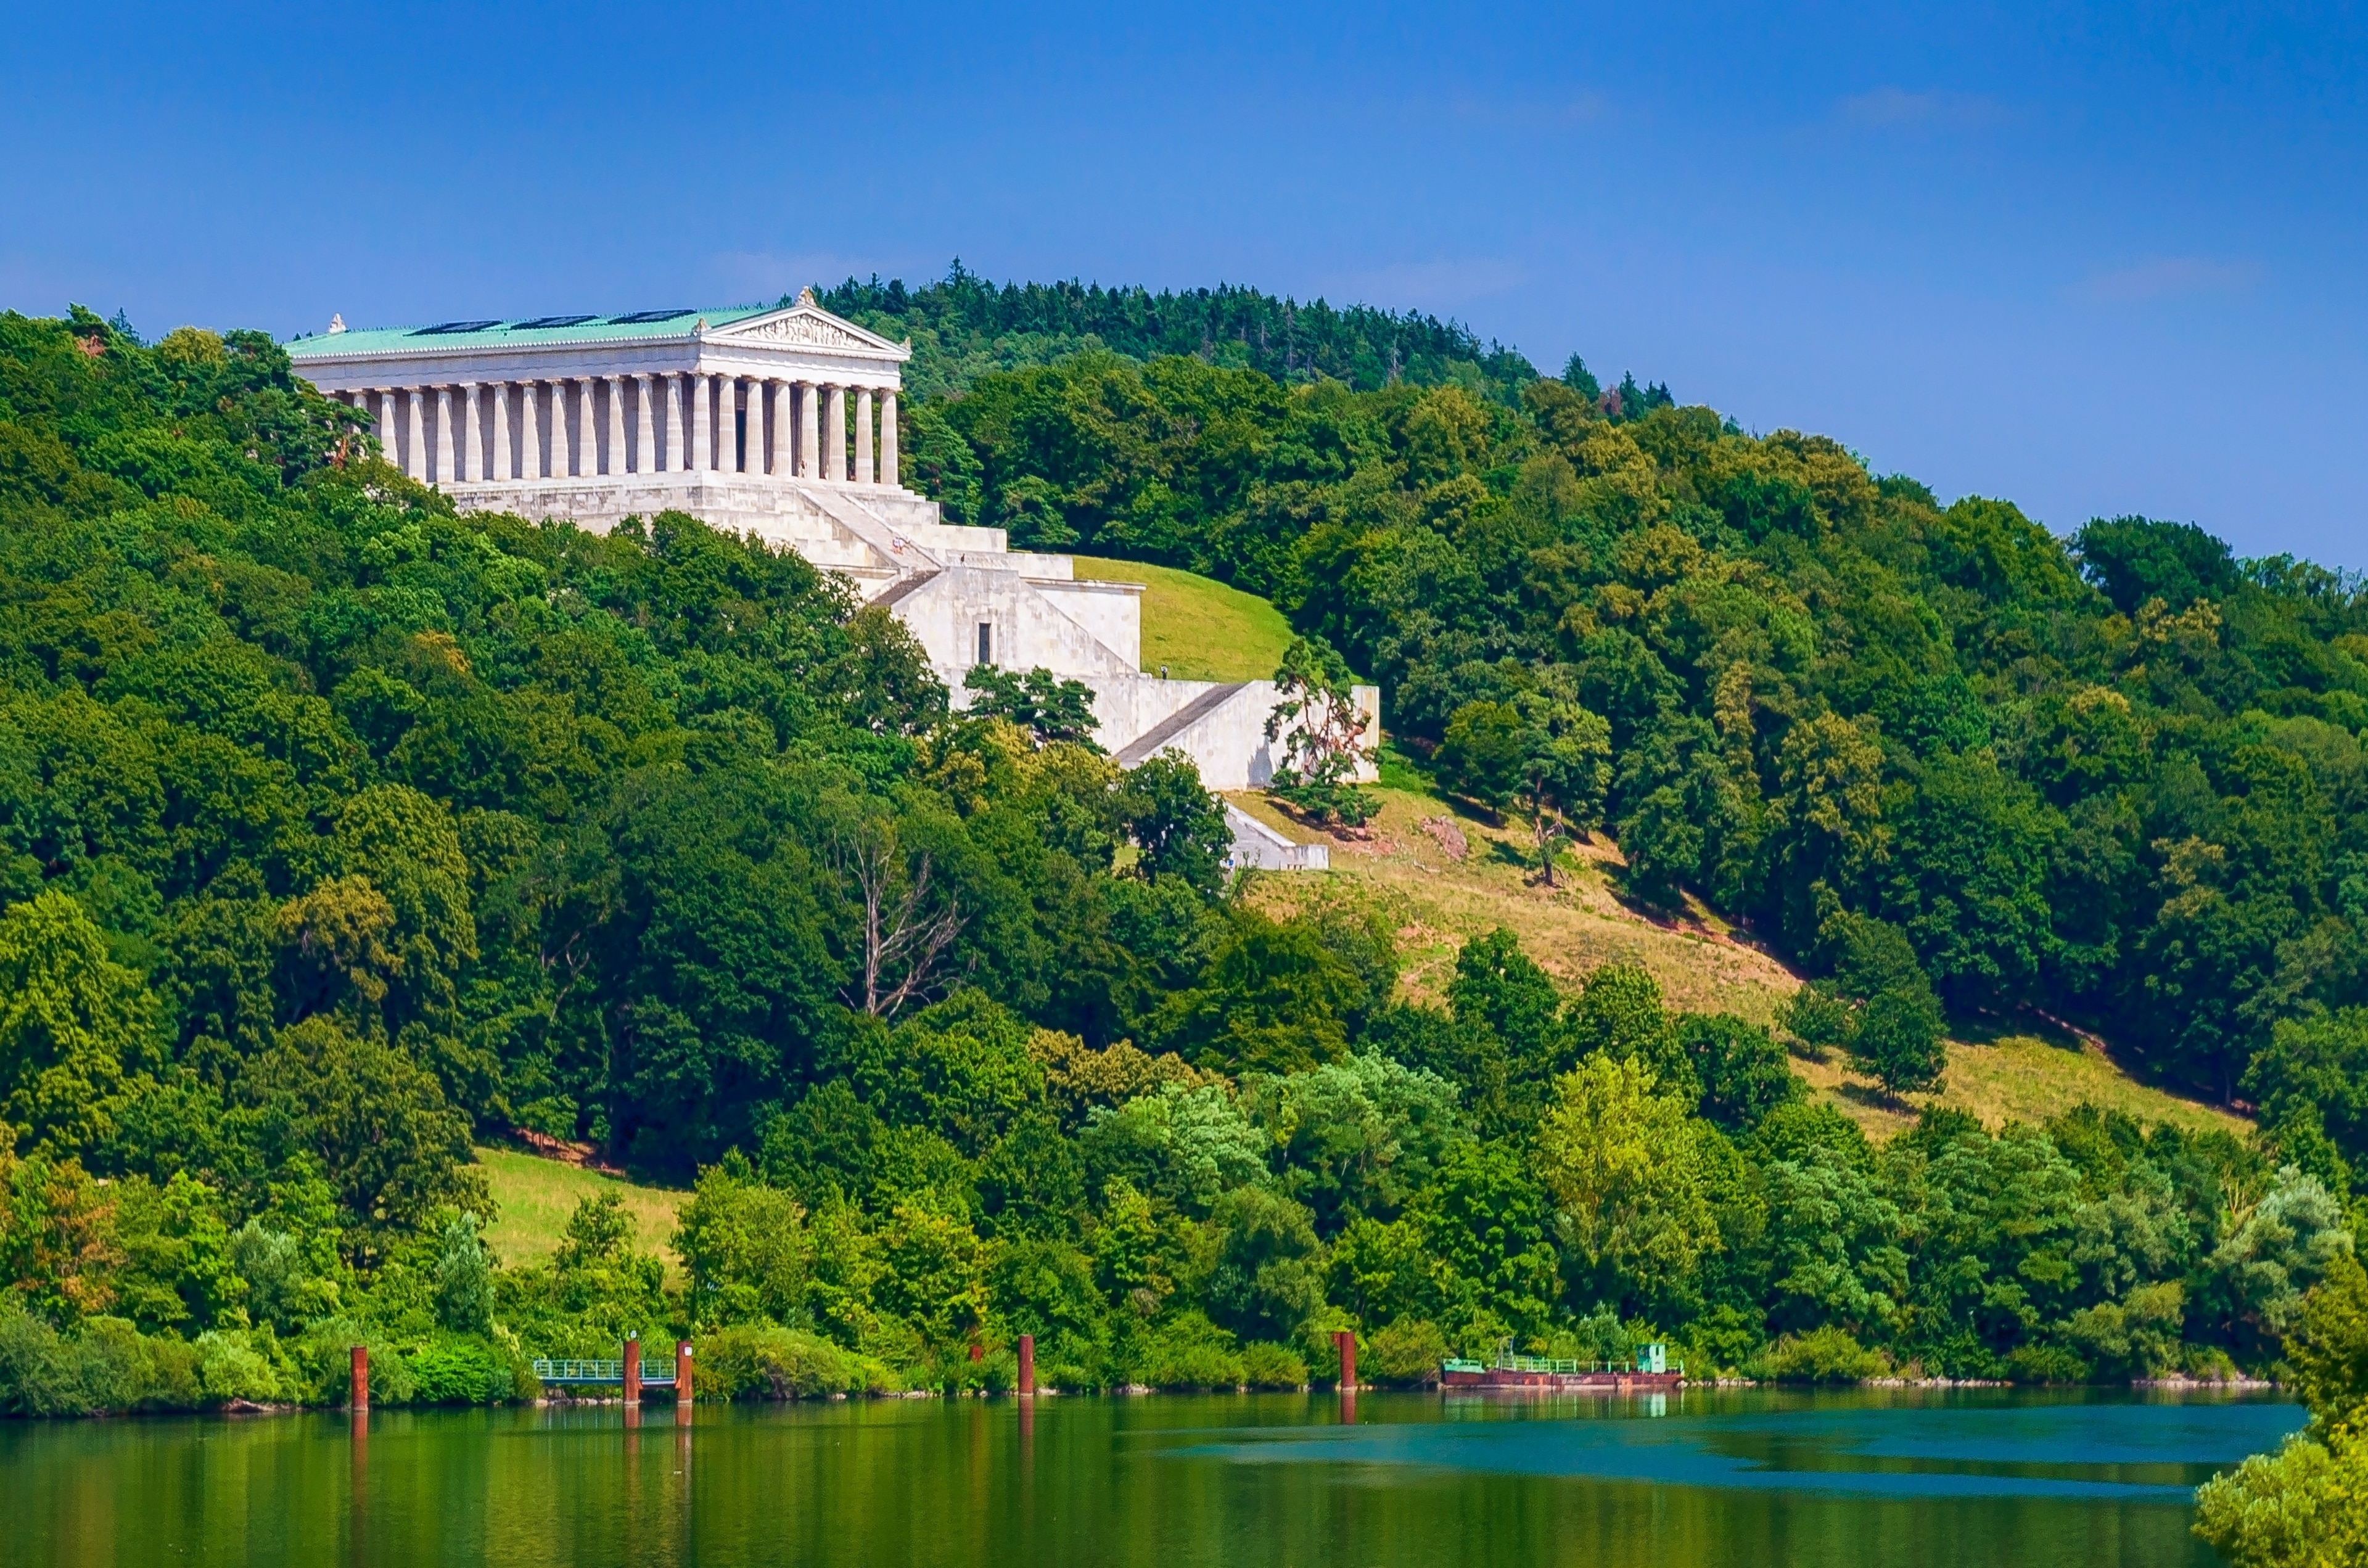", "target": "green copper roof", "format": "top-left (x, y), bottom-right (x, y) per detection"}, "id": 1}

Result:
top-left (285, 305), bottom-right (776, 358)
